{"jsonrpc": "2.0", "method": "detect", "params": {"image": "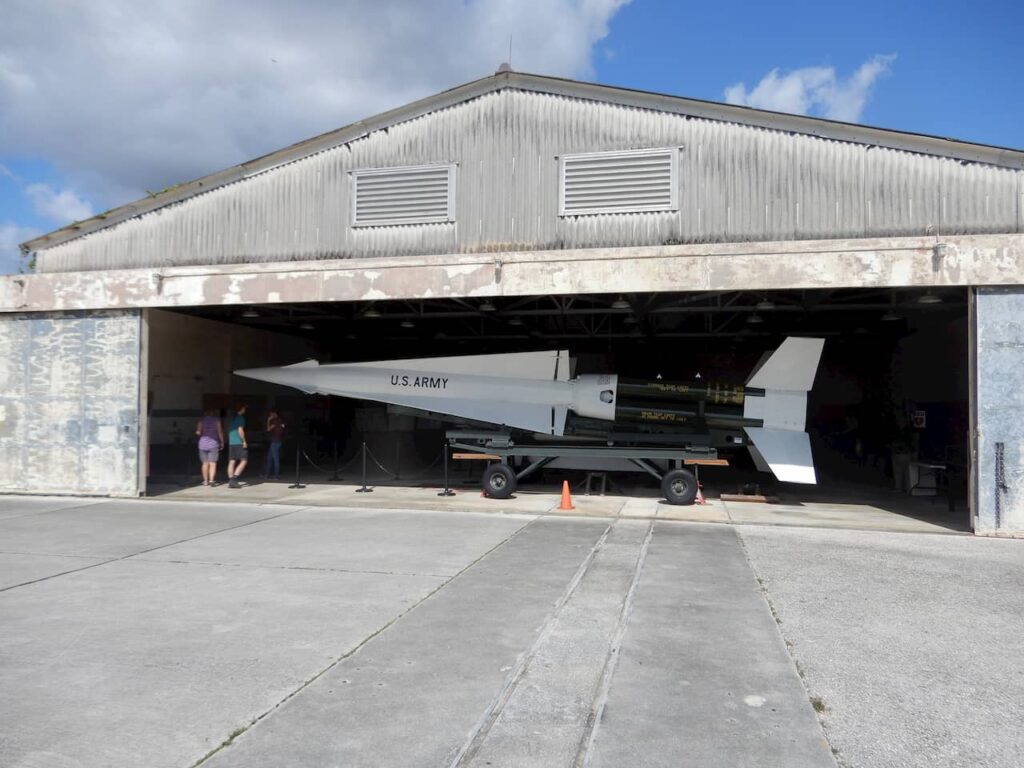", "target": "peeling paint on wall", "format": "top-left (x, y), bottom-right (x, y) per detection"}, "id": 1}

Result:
top-left (0, 310), bottom-right (141, 495)
top-left (3, 234), bottom-right (1024, 315)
